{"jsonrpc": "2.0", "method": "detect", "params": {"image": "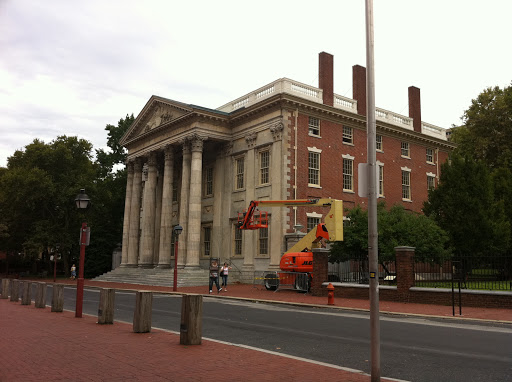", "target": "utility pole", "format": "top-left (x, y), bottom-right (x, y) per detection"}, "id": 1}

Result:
top-left (365, 0), bottom-right (381, 380)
